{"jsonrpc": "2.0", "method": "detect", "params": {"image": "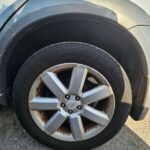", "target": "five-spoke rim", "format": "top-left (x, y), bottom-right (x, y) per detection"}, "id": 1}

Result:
top-left (29, 63), bottom-right (115, 141)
